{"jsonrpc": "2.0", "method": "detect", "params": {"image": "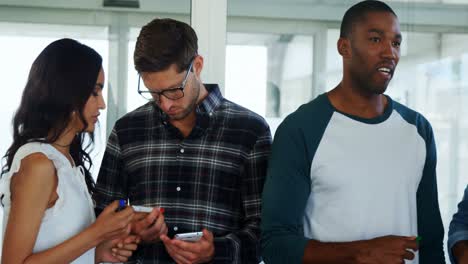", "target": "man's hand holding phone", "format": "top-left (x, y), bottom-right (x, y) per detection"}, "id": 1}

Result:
top-left (160, 229), bottom-right (215, 264)
top-left (131, 206), bottom-right (167, 243)
top-left (174, 232), bottom-right (203, 242)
